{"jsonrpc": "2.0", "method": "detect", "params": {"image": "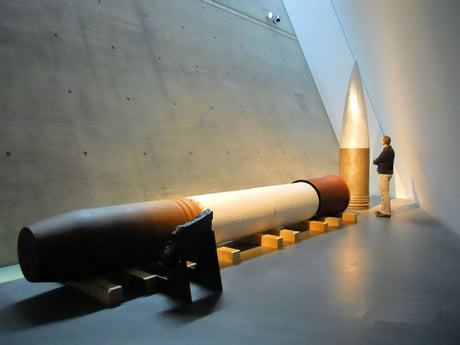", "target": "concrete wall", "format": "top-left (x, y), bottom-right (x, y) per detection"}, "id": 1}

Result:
top-left (0, 0), bottom-right (338, 267)
top-left (284, 0), bottom-right (460, 233)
